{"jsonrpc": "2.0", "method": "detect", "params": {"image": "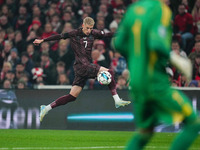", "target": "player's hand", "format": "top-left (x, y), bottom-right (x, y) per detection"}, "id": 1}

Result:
top-left (170, 52), bottom-right (192, 81)
top-left (33, 39), bottom-right (44, 46)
